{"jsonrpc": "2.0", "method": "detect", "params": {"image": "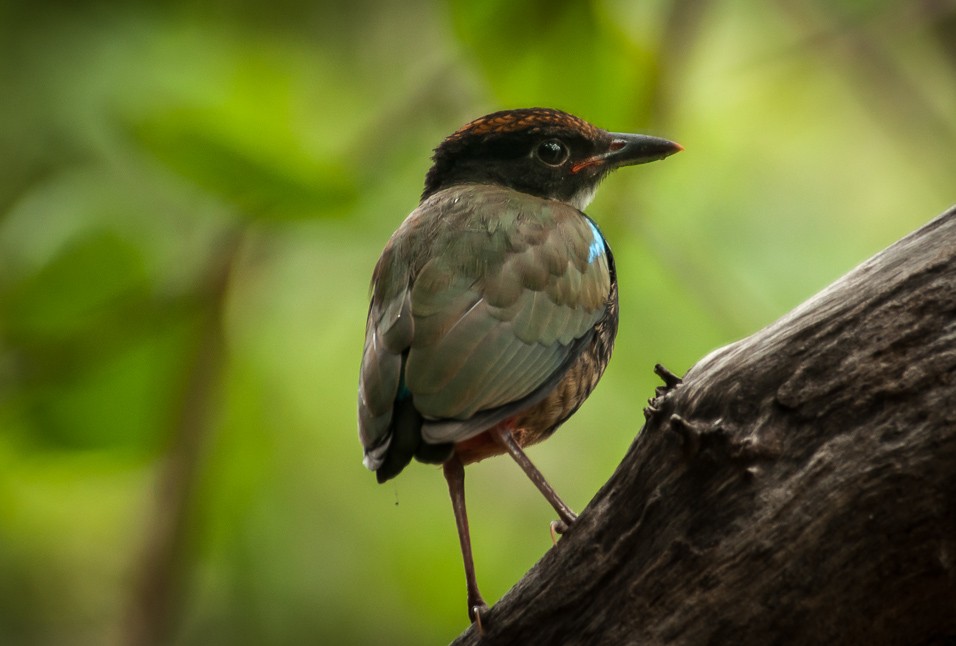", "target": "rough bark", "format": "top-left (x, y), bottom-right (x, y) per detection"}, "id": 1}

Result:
top-left (452, 207), bottom-right (956, 646)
